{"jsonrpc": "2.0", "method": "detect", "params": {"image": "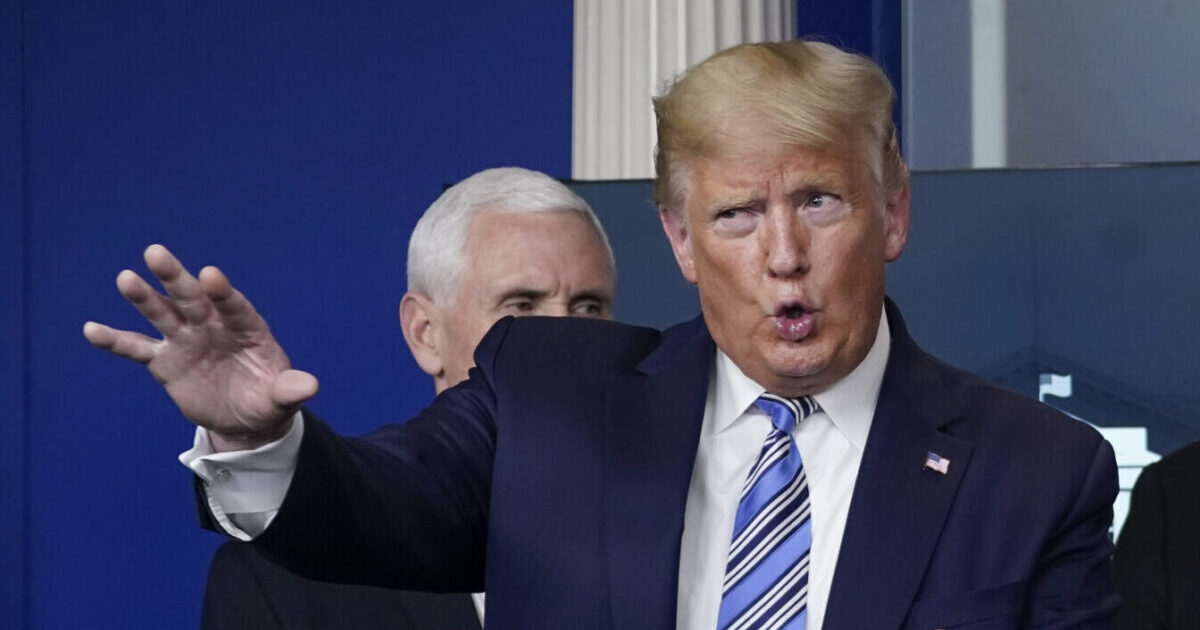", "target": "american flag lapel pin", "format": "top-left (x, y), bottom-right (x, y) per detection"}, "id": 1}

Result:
top-left (924, 451), bottom-right (950, 475)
